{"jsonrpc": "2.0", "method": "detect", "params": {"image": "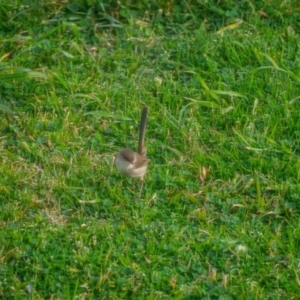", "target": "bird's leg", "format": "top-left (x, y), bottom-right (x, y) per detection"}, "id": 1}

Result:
top-left (138, 178), bottom-right (145, 199)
